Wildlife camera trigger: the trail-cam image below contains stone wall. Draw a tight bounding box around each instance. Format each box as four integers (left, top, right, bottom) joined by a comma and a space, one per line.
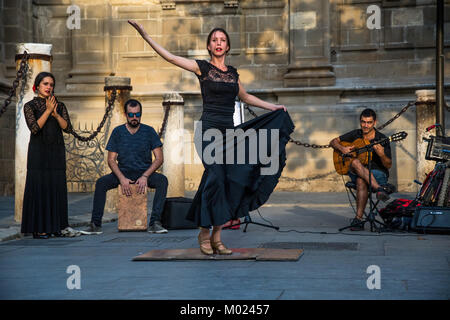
333, 1, 447, 84
1, 0, 450, 195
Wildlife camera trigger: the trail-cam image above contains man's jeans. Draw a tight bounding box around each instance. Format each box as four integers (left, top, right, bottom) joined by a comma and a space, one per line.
91, 172, 168, 227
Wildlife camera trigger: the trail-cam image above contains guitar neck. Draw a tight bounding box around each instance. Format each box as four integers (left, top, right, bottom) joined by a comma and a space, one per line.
354, 138, 389, 155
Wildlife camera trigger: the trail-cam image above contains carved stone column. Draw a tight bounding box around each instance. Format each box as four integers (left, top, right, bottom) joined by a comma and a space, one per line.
284, 0, 335, 87
416, 89, 436, 183
162, 93, 185, 197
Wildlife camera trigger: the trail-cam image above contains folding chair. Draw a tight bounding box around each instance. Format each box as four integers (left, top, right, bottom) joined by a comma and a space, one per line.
344, 181, 396, 231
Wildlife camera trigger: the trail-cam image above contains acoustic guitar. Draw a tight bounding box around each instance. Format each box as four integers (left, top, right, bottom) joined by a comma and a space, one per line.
333, 131, 407, 175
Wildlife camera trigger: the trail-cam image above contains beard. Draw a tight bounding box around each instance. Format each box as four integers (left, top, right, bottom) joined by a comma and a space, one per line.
128, 119, 140, 128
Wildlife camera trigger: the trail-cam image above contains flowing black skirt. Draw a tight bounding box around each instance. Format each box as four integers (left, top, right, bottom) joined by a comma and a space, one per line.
186, 109, 295, 228
21, 141, 69, 234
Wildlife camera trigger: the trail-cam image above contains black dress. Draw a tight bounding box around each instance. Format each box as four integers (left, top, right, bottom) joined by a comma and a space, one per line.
186, 60, 295, 228
20, 97, 71, 234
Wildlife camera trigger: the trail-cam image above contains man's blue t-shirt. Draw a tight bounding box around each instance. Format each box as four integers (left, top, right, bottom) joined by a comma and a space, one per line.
106, 124, 162, 179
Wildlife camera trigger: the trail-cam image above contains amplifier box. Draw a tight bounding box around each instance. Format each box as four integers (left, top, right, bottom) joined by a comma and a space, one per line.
411, 206, 450, 233
425, 135, 450, 162
161, 197, 197, 230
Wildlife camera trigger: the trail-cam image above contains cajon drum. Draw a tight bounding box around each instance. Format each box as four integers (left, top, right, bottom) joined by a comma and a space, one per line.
117, 184, 148, 231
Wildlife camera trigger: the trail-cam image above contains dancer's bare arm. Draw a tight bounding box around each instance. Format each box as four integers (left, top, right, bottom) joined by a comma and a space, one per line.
128, 20, 200, 76
238, 81, 286, 112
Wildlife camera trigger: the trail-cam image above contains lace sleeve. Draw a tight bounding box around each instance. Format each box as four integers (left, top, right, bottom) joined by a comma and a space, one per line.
57, 102, 72, 134
24, 102, 41, 135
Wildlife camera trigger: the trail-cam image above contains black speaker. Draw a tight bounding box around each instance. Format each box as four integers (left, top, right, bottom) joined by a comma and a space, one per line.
161, 197, 197, 230
411, 206, 450, 233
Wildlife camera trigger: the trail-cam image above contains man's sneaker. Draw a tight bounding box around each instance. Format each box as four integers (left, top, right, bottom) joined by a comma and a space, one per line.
80, 223, 103, 235
148, 221, 168, 234
349, 218, 364, 231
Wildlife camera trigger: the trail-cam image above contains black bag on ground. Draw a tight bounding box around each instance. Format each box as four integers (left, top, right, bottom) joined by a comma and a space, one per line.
161, 197, 197, 230
379, 199, 420, 230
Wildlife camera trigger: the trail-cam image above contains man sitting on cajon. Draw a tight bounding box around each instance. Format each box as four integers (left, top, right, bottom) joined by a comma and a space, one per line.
85, 99, 168, 234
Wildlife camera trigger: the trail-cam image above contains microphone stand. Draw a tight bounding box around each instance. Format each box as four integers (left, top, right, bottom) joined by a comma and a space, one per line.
339, 144, 389, 232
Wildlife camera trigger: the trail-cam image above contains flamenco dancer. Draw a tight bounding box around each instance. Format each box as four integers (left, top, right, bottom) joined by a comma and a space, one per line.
129, 20, 294, 255
21, 72, 71, 239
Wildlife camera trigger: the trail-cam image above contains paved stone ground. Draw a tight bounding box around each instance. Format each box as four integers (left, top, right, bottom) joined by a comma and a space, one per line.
0, 191, 449, 303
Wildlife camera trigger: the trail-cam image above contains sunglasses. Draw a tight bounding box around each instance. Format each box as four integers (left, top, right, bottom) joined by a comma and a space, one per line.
127, 112, 141, 118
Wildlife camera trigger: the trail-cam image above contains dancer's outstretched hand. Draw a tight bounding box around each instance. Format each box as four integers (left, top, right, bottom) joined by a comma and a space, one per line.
128, 20, 148, 37
272, 105, 287, 112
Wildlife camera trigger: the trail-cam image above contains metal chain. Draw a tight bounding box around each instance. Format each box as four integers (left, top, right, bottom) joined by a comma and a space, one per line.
244, 104, 258, 118
158, 104, 171, 137
66, 89, 117, 142
376, 100, 415, 131
0, 51, 30, 117
287, 138, 331, 149
280, 170, 335, 182
69, 90, 172, 142
245, 100, 417, 149
245, 105, 331, 148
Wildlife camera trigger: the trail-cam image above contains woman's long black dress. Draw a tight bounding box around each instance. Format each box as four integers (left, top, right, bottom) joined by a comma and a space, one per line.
20, 97, 71, 234
186, 60, 295, 228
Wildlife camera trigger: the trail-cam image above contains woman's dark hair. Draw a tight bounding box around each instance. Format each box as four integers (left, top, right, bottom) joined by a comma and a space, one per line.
206, 28, 231, 57
34, 72, 55, 92
124, 99, 142, 113
360, 108, 377, 121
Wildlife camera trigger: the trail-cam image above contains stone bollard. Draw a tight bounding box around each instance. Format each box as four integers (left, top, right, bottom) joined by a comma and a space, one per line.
103, 77, 132, 214
162, 93, 185, 197
14, 43, 52, 222
416, 89, 436, 183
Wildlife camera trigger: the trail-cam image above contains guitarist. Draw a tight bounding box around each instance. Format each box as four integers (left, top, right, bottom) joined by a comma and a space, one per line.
329, 108, 392, 231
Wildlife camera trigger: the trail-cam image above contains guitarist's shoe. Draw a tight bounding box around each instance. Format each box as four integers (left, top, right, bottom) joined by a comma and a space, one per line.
376, 187, 390, 202
349, 218, 364, 231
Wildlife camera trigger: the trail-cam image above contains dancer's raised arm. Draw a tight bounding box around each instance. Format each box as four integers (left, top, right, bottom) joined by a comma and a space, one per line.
128, 20, 200, 75
237, 80, 286, 112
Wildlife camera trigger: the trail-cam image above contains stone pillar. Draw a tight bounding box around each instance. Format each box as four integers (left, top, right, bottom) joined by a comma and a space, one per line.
103, 77, 132, 214
162, 93, 185, 197
283, 0, 335, 87
416, 89, 436, 183
14, 43, 52, 222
